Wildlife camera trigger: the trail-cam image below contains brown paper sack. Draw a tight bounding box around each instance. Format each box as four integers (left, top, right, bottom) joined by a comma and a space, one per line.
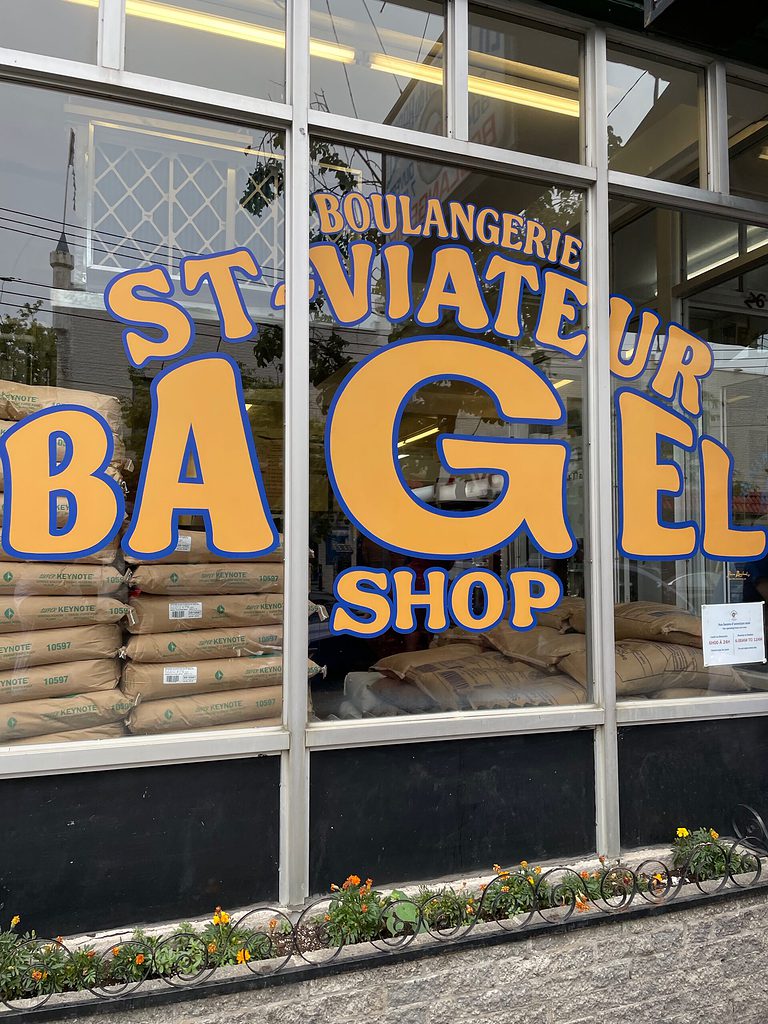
429, 627, 490, 649
0, 689, 135, 741
0, 499, 71, 528
0, 658, 120, 704
128, 686, 282, 734
0, 380, 123, 433
0, 564, 127, 596
0, 624, 122, 671
612, 601, 702, 646
196, 717, 282, 731
483, 623, 586, 668
404, 652, 584, 711
561, 640, 744, 696
0, 596, 130, 633
5, 722, 128, 744
372, 644, 480, 680
0, 427, 128, 489
123, 625, 283, 663
124, 531, 284, 565
0, 541, 120, 565
122, 656, 320, 701
131, 563, 283, 596
537, 596, 586, 632
127, 594, 286, 633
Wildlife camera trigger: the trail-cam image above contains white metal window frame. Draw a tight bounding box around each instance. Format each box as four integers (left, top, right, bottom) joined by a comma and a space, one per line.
0, 0, 764, 906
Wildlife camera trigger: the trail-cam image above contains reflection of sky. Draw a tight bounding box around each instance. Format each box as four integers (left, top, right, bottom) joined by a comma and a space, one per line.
607, 63, 670, 147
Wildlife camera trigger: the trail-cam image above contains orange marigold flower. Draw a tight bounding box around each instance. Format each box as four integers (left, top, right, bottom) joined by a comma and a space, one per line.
575, 898, 589, 913
10, 915, 20, 928
31, 970, 43, 982
520, 860, 529, 869
112, 947, 120, 957
365, 878, 373, 888
492, 864, 502, 874
361, 904, 368, 913
269, 919, 278, 931
324, 914, 331, 922
345, 875, 361, 888
86, 950, 95, 959
465, 903, 474, 914
534, 867, 542, 875
236, 948, 251, 964
208, 942, 217, 954
135, 954, 145, 966
501, 886, 510, 893
580, 870, 590, 880
330, 884, 339, 892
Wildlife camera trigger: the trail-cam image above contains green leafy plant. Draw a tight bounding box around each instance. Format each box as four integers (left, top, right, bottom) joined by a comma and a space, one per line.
324, 875, 383, 945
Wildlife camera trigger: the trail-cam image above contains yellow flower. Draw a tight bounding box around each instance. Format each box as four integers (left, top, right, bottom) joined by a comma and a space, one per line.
534, 866, 542, 875
501, 886, 510, 893
653, 873, 663, 883
520, 860, 529, 869
236, 948, 251, 964
492, 863, 502, 874
710, 829, 719, 840
31, 969, 43, 982
676, 827, 690, 839
527, 876, 535, 885
10, 915, 20, 928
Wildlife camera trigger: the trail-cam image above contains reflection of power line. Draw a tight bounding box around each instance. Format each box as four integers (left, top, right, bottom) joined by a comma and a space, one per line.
324, 0, 358, 118
0, 205, 286, 277
608, 69, 649, 119
0, 217, 283, 282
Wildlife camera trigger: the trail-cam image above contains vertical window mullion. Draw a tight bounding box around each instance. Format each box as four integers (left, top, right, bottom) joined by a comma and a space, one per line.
98, 0, 125, 70
280, 0, 312, 908
447, 0, 469, 141
584, 25, 620, 859
705, 60, 730, 194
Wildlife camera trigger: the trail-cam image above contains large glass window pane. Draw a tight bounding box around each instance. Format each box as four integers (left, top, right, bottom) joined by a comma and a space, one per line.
610, 198, 768, 701
727, 79, 768, 202
0, 0, 97, 63
307, 143, 590, 720
0, 81, 288, 744
468, 11, 581, 163
124, 0, 286, 101
310, 0, 444, 131
607, 49, 702, 185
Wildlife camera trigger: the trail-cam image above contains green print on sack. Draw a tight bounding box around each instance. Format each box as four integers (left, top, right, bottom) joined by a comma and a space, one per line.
4, 609, 13, 620
7, 717, 16, 729
164, 710, 173, 721
167, 641, 177, 652
2, 572, 12, 583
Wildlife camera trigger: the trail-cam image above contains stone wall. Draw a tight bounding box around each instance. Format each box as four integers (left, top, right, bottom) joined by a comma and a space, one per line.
43, 889, 768, 1024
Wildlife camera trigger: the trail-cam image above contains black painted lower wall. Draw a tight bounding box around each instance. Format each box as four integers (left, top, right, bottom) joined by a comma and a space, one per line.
309, 731, 596, 894
619, 717, 768, 847
0, 755, 280, 937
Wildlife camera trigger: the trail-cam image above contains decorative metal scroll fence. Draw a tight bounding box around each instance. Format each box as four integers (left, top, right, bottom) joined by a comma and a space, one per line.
2, 805, 768, 1017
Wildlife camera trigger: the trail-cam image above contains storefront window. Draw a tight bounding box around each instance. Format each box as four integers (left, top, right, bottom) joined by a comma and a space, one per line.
610, 198, 768, 700
309, 0, 444, 131
607, 49, 702, 185
0, 0, 97, 63
0, 81, 290, 743
467, 11, 581, 163
124, 0, 287, 101
727, 80, 768, 202
306, 143, 590, 719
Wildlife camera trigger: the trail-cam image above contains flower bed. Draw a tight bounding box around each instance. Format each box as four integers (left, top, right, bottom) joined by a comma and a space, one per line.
0, 824, 762, 1011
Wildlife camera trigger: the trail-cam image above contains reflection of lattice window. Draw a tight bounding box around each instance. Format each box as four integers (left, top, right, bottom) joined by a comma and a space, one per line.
87, 120, 283, 282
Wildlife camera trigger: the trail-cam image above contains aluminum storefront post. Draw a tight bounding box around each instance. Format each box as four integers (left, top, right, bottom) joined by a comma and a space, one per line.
280, 0, 313, 907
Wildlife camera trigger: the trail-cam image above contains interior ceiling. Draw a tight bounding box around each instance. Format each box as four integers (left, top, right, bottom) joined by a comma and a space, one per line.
528, 0, 768, 70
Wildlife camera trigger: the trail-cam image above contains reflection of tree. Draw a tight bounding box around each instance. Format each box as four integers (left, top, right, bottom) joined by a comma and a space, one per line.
0, 302, 57, 385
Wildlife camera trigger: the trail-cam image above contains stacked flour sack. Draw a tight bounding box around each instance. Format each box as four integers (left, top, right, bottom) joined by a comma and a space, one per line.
123, 531, 323, 734
0, 380, 133, 745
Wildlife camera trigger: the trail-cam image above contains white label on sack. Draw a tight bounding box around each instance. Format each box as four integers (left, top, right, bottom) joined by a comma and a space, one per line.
169, 601, 203, 620
174, 534, 192, 552
163, 666, 198, 685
